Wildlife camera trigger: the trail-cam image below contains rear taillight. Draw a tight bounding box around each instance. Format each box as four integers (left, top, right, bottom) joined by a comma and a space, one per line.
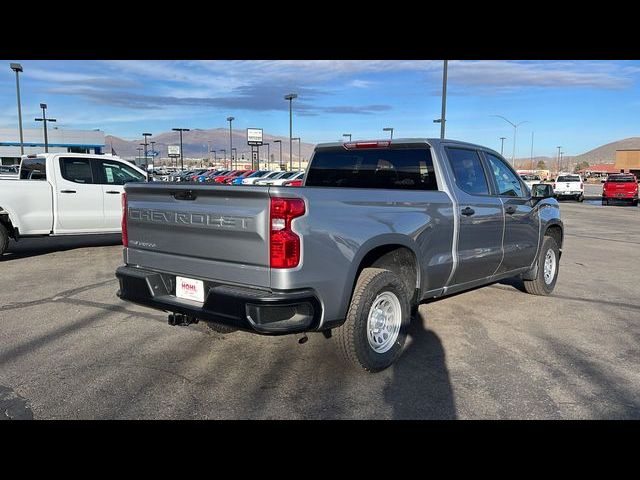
270, 197, 305, 268
284, 180, 303, 187
121, 192, 128, 247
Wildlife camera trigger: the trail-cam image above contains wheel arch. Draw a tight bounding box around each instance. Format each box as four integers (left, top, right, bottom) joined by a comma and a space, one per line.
337, 234, 421, 321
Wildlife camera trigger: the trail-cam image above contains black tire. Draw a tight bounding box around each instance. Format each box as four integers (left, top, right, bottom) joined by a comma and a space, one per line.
203, 321, 237, 334
578, 194, 584, 202
335, 268, 411, 372
0, 223, 9, 257
601, 198, 607, 205
632, 199, 638, 207
523, 236, 560, 296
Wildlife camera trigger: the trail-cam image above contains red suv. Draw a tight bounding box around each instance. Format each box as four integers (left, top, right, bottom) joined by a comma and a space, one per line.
602, 174, 638, 206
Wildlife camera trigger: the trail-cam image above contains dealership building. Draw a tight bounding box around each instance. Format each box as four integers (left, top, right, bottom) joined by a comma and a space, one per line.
615, 150, 640, 177
0, 127, 105, 165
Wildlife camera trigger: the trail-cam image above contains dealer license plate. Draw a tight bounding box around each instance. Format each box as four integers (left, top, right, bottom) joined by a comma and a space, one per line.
176, 276, 205, 303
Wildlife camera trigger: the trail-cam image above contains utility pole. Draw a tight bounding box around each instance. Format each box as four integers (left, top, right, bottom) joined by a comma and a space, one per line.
10, 63, 24, 155
500, 137, 506, 156
440, 59, 448, 139
35, 103, 56, 153
284, 93, 297, 170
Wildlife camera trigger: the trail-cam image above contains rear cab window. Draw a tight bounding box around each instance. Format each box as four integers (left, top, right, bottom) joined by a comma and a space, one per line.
19, 157, 47, 180
445, 147, 490, 195
305, 146, 438, 190
606, 175, 636, 183
556, 175, 581, 182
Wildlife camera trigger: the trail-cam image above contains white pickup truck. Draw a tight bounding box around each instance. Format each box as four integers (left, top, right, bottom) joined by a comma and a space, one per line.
0, 153, 147, 256
553, 173, 584, 202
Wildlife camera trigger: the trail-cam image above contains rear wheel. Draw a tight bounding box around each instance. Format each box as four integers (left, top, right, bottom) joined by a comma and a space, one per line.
577, 194, 584, 202
335, 268, 411, 372
523, 236, 560, 296
632, 199, 638, 207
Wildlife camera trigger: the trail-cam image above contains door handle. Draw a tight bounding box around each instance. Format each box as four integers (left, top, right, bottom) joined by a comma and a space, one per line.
60, 190, 76, 194
105, 191, 121, 194
461, 207, 475, 217
505, 205, 517, 215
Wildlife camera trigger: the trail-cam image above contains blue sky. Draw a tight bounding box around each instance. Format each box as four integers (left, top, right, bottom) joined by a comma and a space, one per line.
1, 60, 639, 157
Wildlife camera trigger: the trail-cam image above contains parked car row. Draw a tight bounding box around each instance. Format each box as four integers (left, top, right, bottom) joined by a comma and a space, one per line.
167, 168, 305, 186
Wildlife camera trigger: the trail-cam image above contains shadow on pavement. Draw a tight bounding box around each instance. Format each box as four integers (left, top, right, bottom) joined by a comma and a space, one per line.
383, 311, 456, 419
2, 234, 122, 261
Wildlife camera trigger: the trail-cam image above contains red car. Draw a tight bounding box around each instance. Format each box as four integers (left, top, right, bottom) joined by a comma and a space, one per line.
602, 173, 638, 206
224, 170, 255, 184
213, 170, 241, 183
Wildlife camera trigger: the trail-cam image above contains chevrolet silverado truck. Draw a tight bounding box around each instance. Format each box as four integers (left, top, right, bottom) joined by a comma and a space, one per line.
602, 173, 638, 206
116, 138, 563, 372
0, 153, 147, 256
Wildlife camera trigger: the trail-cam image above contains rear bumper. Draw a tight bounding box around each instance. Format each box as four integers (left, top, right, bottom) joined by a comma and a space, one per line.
115, 266, 322, 335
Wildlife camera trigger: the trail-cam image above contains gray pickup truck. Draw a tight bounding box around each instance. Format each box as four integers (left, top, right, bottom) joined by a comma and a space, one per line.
116, 138, 563, 372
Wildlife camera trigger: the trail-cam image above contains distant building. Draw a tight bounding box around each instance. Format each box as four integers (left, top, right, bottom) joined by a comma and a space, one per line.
577, 163, 618, 177
615, 149, 640, 177
0, 127, 105, 165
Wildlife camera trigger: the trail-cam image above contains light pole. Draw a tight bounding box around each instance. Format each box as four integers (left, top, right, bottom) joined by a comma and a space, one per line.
150, 141, 156, 164
211, 150, 217, 165
142, 132, 152, 164
491, 115, 529, 166
220, 149, 227, 169
35, 103, 56, 153
172, 128, 190, 170
292, 137, 301, 170
438, 60, 448, 138
136, 147, 143, 165
284, 93, 297, 170
262, 142, 270, 170
560, 151, 564, 171
382, 127, 394, 139
530, 132, 534, 171
500, 137, 506, 156
556, 146, 562, 174
227, 116, 235, 169
343, 133, 352, 142
10, 63, 24, 155
232, 148, 237, 168
273, 140, 283, 170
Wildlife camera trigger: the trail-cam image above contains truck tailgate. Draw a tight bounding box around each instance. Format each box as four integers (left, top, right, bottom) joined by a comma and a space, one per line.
124, 183, 271, 288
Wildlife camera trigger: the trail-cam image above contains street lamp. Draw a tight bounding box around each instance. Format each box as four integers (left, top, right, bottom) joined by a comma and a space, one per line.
499, 137, 506, 156
343, 133, 352, 142
292, 137, 301, 170
273, 140, 283, 170
10, 63, 24, 155
491, 115, 529, 166
35, 103, 56, 153
226, 116, 235, 169
136, 147, 143, 165
232, 148, 237, 168
263, 142, 270, 170
383, 127, 394, 139
432, 60, 448, 139
284, 93, 298, 170
150, 141, 156, 164
211, 150, 217, 165
556, 146, 562, 174
172, 128, 190, 170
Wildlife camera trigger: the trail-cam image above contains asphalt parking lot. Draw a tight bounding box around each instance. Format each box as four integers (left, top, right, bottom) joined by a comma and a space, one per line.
1, 201, 639, 419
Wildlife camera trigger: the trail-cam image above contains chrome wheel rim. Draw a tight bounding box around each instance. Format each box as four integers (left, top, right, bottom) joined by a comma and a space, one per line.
367, 291, 402, 354
543, 249, 556, 285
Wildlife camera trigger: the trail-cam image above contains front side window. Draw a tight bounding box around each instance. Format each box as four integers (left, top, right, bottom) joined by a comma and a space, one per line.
60, 158, 93, 184
485, 153, 524, 197
99, 160, 145, 185
446, 148, 490, 195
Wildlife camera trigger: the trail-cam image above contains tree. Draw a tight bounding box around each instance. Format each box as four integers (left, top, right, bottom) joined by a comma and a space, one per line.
536, 160, 547, 170
574, 161, 589, 173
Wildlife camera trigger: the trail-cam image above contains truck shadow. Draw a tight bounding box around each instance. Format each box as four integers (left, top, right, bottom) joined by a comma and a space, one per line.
2, 234, 122, 261
383, 311, 457, 419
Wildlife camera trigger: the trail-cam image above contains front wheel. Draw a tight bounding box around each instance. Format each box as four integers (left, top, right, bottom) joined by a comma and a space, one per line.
523, 236, 560, 296
335, 268, 411, 372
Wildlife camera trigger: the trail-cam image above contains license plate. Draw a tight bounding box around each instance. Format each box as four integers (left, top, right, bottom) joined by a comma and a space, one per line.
176, 276, 205, 303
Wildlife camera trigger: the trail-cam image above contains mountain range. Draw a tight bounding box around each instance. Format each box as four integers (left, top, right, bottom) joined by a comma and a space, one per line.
106, 128, 315, 164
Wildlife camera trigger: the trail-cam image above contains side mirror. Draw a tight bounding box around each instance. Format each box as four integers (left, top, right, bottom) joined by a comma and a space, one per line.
531, 183, 553, 199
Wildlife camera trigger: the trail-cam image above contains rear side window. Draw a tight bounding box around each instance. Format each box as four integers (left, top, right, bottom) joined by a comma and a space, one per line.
606, 176, 636, 183
305, 148, 437, 190
60, 158, 93, 184
446, 148, 489, 195
19, 157, 47, 180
